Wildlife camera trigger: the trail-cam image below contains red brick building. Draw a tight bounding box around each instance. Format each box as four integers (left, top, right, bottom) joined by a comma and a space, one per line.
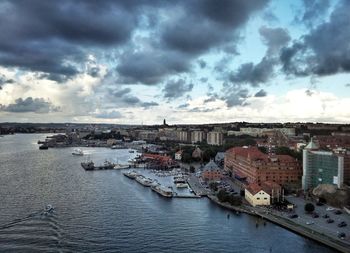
201, 160, 223, 182
224, 147, 301, 186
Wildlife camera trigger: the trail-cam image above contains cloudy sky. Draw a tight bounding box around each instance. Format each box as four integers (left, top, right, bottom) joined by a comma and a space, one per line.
0, 0, 349, 124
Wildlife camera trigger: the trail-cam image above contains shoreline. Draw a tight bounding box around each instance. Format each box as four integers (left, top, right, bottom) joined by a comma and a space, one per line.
207, 195, 349, 253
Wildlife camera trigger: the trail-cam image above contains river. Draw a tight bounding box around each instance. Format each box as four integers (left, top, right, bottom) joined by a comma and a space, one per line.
0, 134, 335, 252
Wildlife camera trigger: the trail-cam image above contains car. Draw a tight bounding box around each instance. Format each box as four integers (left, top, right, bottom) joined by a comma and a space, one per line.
337, 232, 346, 239
306, 221, 314, 225
334, 210, 342, 215
326, 218, 334, 223
322, 214, 329, 218
312, 213, 319, 218
338, 221, 347, 227
326, 207, 335, 211
289, 214, 298, 219
316, 202, 324, 206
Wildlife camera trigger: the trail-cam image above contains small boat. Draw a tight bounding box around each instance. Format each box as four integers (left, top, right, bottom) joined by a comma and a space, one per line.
44, 204, 54, 214
39, 144, 49, 150
81, 161, 94, 170
135, 175, 154, 187
128, 149, 135, 153
114, 163, 130, 170
176, 183, 188, 188
72, 148, 84, 156
123, 170, 139, 179
151, 183, 173, 198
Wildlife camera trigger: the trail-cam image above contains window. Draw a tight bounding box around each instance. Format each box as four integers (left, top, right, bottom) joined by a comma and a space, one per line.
264, 198, 267, 200
257, 197, 260, 200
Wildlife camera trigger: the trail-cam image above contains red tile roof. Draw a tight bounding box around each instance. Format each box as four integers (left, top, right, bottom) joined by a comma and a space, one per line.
246, 183, 263, 195
227, 147, 268, 161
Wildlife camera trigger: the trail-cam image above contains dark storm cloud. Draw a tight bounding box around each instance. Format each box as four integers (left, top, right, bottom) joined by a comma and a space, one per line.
161, 0, 269, 55
229, 57, 276, 87
221, 83, 249, 107
0, 97, 60, 113
116, 50, 191, 85
259, 26, 291, 54
163, 79, 194, 100
281, 0, 350, 77
228, 26, 290, 87
0, 0, 151, 80
254, 89, 267, 97
107, 87, 158, 109
141, 101, 159, 108
198, 59, 207, 69
0, 74, 14, 87
112, 88, 132, 97
95, 110, 122, 119
298, 0, 330, 27
122, 95, 140, 105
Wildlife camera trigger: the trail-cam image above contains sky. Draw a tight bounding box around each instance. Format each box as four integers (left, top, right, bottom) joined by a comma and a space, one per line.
0, 0, 349, 124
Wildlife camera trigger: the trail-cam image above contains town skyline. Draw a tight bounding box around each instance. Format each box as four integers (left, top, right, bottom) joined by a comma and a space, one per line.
0, 0, 349, 124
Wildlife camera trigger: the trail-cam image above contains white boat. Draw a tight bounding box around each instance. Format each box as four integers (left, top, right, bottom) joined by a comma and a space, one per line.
72, 148, 84, 156
151, 183, 173, 198
43, 204, 54, 214
176, 183, 188, 188
123, 170, 139, 179
114, 164, 130, 170
135, 175, 154, 187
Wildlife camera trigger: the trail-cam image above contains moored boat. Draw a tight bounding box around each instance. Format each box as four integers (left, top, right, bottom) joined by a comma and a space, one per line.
81, 161, 94, 170
39, 144, 49, 150
72, 148, 84, 156
151, 183, 173, 198
123, 170, 139, 179
135, 175, 154, 187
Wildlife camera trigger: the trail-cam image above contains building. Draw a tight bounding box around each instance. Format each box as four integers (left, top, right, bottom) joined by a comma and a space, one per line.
175, 150, 183, 161
302, 138, 348, 190
245, 183, 270, 207
206, 131, 223, 146
201, 160, 223, 182
224, 146, 301, 186
191, 130, 205, 144
245, 181, 282, 206
176, 130, 191, 143
214, 152, 225, 165
192, 146, 203, 159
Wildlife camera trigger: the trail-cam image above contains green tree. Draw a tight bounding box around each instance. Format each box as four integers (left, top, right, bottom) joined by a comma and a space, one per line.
304, 203, 315, 213
217, 190, 229, 202
209, 182, 219, 192
189, 166, 195, 173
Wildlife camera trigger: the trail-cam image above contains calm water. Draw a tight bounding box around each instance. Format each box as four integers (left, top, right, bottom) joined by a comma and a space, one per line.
0, 134, 336, 253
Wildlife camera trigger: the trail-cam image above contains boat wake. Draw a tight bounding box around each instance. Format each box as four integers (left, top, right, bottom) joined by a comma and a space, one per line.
0, 206, 63, 252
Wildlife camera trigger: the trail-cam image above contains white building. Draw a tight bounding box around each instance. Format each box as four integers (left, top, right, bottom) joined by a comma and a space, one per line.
245, 184, 271, 207
191, 131, 205, 144
207, 131, 223, 146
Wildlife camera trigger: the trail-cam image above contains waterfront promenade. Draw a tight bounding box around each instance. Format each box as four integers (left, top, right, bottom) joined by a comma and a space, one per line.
207, 194, 350, 253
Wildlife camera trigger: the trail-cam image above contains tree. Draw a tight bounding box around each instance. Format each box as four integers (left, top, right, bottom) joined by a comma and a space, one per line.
217, 190, 229, 202
209, 182, 219, 192
189, 166, 195, 173
228, 195, 242, 206
304, 203, 315, 213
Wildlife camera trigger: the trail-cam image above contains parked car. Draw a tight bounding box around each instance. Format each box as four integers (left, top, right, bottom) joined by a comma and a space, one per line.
326, 207, 335, 211
316, 202, 324, 206
322, 214, 329, 219
334, 210, 342, 215
326, 219, 334, 223
289, 214, 298, 219
306, 221, 314, 225
312, 213, 319, 218
338, 221, 347, 227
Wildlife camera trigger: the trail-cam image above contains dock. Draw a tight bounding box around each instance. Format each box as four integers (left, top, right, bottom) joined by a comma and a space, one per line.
187, 175, 209, 197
